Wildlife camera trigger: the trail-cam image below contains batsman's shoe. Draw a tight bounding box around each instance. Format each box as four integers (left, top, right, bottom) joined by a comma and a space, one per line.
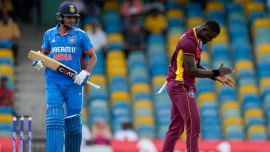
74, 70, 90, 86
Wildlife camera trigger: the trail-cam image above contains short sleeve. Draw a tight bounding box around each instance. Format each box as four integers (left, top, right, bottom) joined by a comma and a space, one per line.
41, 31, 51, 52
81, 32, 94, 53
180, 37, 197, 56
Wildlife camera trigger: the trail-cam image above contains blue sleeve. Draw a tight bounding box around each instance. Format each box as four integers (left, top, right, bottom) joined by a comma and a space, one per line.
41, 31, 51, 51
81, 32, 94, 53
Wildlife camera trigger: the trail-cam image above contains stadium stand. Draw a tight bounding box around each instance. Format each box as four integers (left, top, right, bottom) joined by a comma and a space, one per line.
2, 1, 270, 151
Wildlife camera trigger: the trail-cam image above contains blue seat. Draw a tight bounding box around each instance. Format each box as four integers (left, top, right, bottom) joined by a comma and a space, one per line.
255, 28, 270, 38
135, 109, 152, 117
202, 117, 221, 126
134, 93, 151, 101
223, 110, 241, 119
225, 125, 244, 140
83, 16, 98, 26
110, 77, 129, 92
234, 51, 252, 61
0, 41, 13, 49
187, 10, 203, 18
128, 60, 146, 69
110, 84, 128, 92
248, 12, 268, 28
196, 79, 215, 95
156, 109, 170, 118
226, 3, 243, 12
166, 2, 182, 10
137, 125, 155, 138
242, 95, 261, 111
237, 71, 255, 80
201, 109, 219, 119
147, 35, 164, 44
107, 43, 123, 51
92, 66, 105, 75
88, 87, 107, 101
257, 62, 270, 79
186, 2, 202, 10
0, 107, 13, 115
130, 76, 150, 85
203, 133, 222, 140
265, 107, 270, 120
150, 65, 168, 76
154, 94, 170, 102
218, 87, 237, 103
0, 123, 12, 131
231, 40, 251, 52
156, 116, 170, 126
208, 11, 225, 25
155, 101, 171, 111
211, 45, 229, 61
168, 19, 184, 28
147, 43, 166, 51
250, 133, 267, 141
263, 93, 270, 109
157, 125, 169, 139
246, 118, 264, 129
228, 17, 245, 26
0, 58, 13, 66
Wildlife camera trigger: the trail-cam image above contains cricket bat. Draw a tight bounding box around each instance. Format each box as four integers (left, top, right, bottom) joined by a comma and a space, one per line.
27, 50, 100, 89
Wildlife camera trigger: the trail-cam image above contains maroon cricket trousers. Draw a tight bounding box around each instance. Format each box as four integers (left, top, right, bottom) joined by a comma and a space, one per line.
162, 80, 200, 152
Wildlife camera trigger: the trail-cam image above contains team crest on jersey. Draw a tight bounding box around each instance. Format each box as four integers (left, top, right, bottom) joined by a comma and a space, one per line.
188, 92, 195, 98
68, 36, 76, 44
70, 5, 75, 13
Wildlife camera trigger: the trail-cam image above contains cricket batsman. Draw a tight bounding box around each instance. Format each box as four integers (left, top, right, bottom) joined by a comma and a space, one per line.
162, 20, 234, 152
32, 3, 97, 152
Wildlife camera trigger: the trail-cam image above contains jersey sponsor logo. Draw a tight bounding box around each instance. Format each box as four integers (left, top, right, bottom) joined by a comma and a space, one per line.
68, 36, 76, 44
51, 39, 56, 43
56, 65, 77, 79
54, 54, 72, 61
51, 47, 76, 53
188, 92, 195, 98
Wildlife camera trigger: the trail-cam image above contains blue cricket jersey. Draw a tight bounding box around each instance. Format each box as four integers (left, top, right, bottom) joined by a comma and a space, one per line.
41, 24, 94, 85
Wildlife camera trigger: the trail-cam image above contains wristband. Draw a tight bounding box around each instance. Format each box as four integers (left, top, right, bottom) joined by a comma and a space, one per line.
212, 70, 220, 77
84, 68, 91, 73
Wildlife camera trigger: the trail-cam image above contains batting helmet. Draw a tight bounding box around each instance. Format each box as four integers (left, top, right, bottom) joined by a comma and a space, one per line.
56, 3, 80, 25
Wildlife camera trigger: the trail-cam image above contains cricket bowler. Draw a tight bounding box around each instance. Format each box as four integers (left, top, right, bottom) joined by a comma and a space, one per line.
162, 20, 234, 152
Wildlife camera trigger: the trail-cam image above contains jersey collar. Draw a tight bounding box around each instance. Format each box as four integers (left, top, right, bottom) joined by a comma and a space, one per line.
54, 24, 74, 36
192, 28, 202, 49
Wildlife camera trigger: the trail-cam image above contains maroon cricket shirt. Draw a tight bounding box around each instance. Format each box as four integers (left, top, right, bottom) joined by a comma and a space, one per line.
167, 28, 203, 92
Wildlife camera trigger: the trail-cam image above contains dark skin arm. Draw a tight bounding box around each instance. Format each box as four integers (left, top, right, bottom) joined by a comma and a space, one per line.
183, 54, 233, 78
195, 58, 234, 87
196, 59, 216, 80
184, 55, 215, 78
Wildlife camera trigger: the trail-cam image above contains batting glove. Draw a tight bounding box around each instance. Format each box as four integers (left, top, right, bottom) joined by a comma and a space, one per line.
74, 70, 90, 86
32, 51, 44, 70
